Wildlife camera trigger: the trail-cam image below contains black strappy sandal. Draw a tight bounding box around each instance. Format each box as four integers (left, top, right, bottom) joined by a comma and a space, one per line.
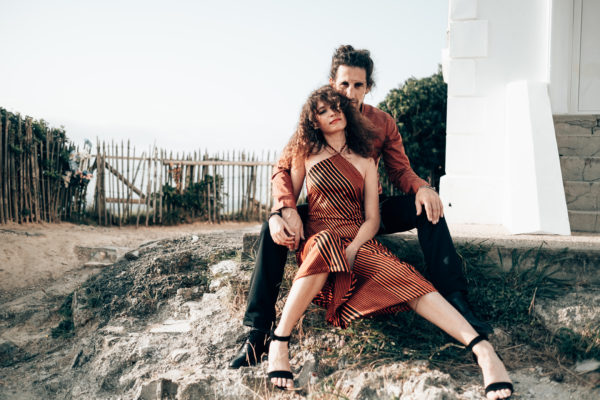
267, 330, 294, 390
466, 335, 514, 399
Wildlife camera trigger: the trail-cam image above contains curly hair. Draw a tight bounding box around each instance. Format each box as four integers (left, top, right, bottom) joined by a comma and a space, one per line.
330, 44, 375, 89
278, 86, 374, 169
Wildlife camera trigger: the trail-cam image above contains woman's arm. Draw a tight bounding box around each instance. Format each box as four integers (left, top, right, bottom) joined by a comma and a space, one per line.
345, 158, 380, 269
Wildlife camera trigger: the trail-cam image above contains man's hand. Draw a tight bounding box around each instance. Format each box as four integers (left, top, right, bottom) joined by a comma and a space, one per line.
281, 207, 305, 250
415, 186, 444, 224
269, 215, 296, 250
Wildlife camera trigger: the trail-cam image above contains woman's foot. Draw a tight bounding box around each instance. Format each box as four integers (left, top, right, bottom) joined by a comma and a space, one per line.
472, 340, 513, 399
267, 333, 294, 390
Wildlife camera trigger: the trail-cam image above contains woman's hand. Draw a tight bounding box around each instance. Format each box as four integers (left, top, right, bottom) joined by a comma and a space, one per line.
345, 245, 359, 271
269, 215, 296, 250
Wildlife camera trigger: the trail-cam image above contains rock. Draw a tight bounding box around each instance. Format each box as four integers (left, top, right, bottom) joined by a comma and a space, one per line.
534, 288, 600, 337
137, 378, 178, 400
176, 287, 200, 301
295, 353, 318, 387
149, 319, 192, 334
83, 261, 113, 268
125, 250, 140, 260
71, 349, 83, 368
191, 235, 199, 243
71, 290, 95, 328
401, 370, 458, 400
169, 349, 190, 363
575, 359, 600, 373
209, 260, 238, 276
75, 245, 126, 263
0, 340, 24, 367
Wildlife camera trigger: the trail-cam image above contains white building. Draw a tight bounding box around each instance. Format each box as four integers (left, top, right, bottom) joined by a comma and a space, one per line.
439, 0, 600, 234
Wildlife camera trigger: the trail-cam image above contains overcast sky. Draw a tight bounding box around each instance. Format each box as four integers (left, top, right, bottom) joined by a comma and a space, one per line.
0, 0, 448, 155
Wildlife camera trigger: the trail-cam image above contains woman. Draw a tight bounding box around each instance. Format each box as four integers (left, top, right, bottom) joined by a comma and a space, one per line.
267, 86, 513, 400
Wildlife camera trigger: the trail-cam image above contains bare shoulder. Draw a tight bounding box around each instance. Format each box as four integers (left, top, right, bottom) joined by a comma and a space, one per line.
346, 153, 375, 178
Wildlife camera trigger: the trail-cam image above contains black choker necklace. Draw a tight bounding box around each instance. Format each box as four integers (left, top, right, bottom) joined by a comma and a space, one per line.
326, 143, 347, 154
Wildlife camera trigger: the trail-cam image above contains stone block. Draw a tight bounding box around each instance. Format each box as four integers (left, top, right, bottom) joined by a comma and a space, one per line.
450, 0, 477, 20
554, 115, 600, 136
560, 156, 600, 182
564, 181, 600, 211
449, 20, 488, 58
557, 135, 600, 157
568, 210, 600, 232
446, 96, 486, 134
448, 59, 476, 96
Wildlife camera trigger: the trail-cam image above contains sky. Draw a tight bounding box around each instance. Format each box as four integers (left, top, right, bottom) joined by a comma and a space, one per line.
0, 0, 449, 155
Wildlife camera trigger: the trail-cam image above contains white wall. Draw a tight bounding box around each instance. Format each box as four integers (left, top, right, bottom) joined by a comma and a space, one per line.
440, 0, 570, 234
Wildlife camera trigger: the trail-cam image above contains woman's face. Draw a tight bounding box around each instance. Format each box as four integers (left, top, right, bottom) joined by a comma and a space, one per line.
315, 100, 346, 135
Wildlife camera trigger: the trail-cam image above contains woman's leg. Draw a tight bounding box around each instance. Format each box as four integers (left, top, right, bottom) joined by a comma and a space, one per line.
408, 293, 512, 400
268, 272, 329, 389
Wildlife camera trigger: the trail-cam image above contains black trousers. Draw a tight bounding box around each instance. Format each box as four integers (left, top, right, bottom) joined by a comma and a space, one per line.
242, 194, 467, 332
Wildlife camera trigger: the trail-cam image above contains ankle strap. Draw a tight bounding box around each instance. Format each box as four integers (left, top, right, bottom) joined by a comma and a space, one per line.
465, 334, 487, 351
270, 330, 291, 342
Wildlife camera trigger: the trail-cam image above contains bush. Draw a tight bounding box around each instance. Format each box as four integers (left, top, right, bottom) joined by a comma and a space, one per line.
378, 66, 447, 191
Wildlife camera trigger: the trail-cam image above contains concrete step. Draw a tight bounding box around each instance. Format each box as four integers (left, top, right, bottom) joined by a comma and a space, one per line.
559, 156, 600, 182
241, 232, 600, 285
564, 181, 600, 211
554, 115, 600, 136
568, 210, 600, 233
557, 135, 600, 157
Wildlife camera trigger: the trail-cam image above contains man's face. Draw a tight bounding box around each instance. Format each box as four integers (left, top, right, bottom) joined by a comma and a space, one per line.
330, 65, 370, 109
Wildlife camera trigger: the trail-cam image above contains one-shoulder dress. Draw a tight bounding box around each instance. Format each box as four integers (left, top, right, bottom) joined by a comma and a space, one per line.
295, 153, 436, 328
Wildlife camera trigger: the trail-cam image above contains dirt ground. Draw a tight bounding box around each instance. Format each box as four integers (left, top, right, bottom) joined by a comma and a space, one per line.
0, 221, 261, 300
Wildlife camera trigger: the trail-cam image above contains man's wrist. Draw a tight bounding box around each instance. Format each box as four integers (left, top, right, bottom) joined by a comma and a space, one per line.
418, 184, 437, 193
281, 207, 298, 218
268, 210, 282, 220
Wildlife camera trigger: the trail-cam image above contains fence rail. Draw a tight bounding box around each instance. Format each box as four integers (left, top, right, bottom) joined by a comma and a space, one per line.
93, 141, 278, 226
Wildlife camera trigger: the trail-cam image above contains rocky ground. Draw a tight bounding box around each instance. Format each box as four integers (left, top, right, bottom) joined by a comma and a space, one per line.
0, 229, 598, 399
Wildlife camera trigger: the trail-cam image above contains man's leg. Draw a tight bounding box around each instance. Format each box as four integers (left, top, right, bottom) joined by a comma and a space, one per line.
379, 195, 493, 335
230, 221, 288, 368
230, 205, 309, 368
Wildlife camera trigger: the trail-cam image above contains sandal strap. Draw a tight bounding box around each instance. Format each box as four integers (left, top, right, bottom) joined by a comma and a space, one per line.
465, 334, 487, 352
485, 381, 513, 395
268, 370, 294, 380
270, 330, 291, 342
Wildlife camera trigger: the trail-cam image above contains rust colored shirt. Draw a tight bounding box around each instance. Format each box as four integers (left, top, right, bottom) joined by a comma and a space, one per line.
271, 103, 428, 211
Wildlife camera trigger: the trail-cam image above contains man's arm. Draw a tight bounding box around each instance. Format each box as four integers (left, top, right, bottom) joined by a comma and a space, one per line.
380, 113, 444, 223
271, 162, 297, 213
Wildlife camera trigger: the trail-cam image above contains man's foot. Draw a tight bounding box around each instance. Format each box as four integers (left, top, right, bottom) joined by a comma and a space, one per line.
447, 291, 494, 336
267, 331, 294, 390
229, 329, 268, 369
471, 339, 513, 399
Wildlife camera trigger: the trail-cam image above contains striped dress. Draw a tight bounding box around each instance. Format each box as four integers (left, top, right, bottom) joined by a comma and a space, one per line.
295, 153, 436, 328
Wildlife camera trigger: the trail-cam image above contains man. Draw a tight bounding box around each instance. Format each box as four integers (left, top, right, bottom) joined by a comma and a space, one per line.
230, 45, 492, 369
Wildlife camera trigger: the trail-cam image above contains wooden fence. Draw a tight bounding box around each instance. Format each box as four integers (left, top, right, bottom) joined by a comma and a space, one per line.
94, 141, 278, 226
0, 108, 89, 224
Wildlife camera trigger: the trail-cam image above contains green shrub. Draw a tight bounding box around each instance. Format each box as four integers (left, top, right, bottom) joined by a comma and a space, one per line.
378, 66, 447, 191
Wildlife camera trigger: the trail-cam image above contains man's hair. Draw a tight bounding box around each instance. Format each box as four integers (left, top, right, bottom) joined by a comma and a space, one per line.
329, 45, 375, 89
278, 85, 374, 169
